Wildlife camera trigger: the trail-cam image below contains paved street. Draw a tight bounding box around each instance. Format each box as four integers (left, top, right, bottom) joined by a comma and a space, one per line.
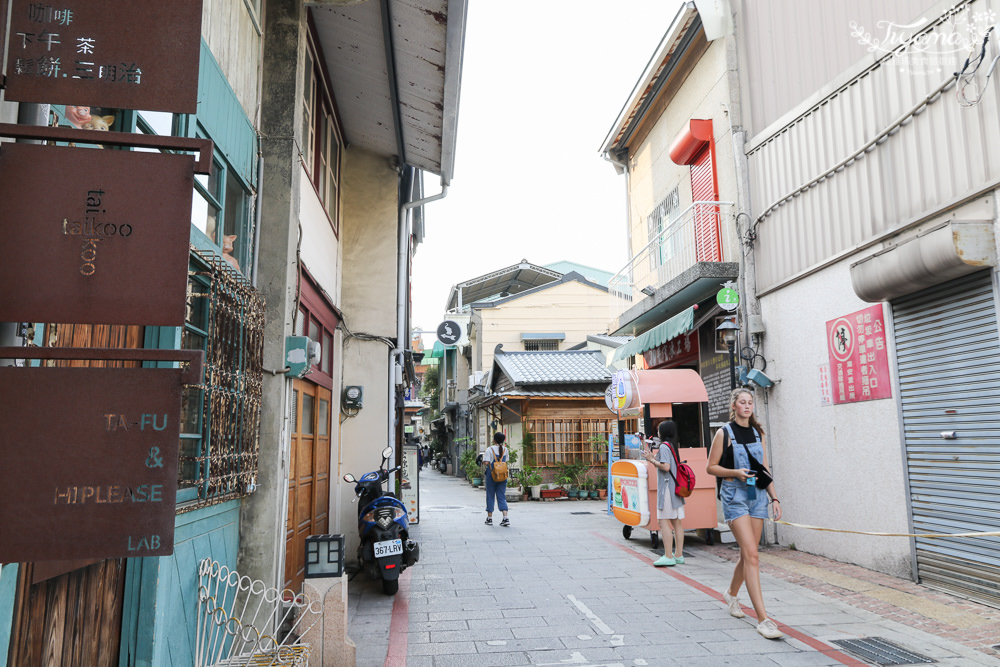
347, 467, 1000, 666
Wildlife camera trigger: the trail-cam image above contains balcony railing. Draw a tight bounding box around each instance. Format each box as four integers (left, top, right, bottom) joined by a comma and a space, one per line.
609, 201, 734, 327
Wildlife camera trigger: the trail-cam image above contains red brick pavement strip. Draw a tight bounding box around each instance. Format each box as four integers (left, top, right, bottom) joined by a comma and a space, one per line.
701, 542, 1000, 660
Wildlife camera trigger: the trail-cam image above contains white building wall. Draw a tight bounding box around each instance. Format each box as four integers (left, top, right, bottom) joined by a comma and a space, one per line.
299, 177, 343, 293
759, 254, 912, 576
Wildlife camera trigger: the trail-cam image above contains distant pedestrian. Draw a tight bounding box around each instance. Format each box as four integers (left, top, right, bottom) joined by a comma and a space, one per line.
707, 387, 783, 639
643, 419, 685, 566
483, 432, 510, 527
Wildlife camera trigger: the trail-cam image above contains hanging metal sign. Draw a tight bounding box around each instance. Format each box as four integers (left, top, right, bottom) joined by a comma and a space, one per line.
4, 0, 203, 113
0, 140, 198, 325
0, 365, 186, 561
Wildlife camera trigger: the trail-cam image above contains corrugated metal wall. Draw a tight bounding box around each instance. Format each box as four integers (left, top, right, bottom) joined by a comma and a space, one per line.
892, 271, 1000, 606
737, 0, 938, 134
745, 0, 1000, 292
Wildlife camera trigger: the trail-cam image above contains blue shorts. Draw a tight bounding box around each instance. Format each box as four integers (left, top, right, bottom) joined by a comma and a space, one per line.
720, 480, 769, 522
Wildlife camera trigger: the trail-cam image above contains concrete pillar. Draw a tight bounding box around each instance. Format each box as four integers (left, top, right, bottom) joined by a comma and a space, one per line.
301, 578, 356, 667
237, 0, 305, 590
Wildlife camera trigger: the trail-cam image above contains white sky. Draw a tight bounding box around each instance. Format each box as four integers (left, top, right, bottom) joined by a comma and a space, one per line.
411, 0, 683, 340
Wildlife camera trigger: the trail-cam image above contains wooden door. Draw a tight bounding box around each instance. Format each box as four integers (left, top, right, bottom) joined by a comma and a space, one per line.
285, 380, 331, 591
9, 560, 126, 667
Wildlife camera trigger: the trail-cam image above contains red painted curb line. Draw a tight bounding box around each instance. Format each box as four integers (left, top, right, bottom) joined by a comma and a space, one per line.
384, 568, 412, 667
591, 531, 866, 666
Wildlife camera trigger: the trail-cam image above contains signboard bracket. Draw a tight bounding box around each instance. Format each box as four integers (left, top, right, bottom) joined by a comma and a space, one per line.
0, 123, 213, 174
0, 347, 204, 385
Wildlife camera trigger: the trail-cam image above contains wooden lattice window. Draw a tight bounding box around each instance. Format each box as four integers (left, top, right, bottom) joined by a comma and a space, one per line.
525, 418, 610, 467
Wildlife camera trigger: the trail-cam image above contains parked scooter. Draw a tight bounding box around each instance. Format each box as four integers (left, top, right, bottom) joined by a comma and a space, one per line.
343, 446, 418, 594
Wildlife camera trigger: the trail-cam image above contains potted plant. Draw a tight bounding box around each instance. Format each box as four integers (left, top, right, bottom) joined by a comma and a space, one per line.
459, 448, 481, 486
521, 466, 543, 500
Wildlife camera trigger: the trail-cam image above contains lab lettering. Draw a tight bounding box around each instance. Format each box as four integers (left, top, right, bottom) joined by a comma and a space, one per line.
128, 534, 161, 552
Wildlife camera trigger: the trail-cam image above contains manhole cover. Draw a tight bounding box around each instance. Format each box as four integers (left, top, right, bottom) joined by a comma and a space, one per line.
831, 638, 936, 665
423, 505, 464, 511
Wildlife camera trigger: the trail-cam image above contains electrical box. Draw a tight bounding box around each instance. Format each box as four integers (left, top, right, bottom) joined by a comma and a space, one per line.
285, 336, 312, 379
343, 385, 363, 410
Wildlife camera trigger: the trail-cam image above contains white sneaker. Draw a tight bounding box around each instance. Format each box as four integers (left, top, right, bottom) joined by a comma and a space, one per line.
723, 591, 745, 618
756, 617, 783, 639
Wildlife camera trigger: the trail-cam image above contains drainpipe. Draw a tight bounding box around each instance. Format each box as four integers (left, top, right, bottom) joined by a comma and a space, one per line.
391, 172, 448, 453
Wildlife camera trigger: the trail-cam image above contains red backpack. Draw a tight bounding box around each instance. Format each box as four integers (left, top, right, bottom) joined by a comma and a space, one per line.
665, 442, 696, 498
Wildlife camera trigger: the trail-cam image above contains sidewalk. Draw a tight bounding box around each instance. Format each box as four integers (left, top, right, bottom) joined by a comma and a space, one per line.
347, 467, 1000, 666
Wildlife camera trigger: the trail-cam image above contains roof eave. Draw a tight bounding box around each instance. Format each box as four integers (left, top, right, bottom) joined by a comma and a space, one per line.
599, 2, 700, 157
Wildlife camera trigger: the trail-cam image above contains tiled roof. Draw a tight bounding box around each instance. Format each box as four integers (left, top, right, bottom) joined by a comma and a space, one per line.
493, 349, 612, 386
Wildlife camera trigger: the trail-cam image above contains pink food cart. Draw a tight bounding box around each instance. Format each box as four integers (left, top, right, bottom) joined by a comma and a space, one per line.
608, 369, 718, 547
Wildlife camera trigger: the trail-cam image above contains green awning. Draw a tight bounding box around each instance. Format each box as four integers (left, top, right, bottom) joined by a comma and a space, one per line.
612, 307, 695, 362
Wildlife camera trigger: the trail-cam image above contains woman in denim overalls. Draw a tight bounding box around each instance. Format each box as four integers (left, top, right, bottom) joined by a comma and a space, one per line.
707, 388, 784, 640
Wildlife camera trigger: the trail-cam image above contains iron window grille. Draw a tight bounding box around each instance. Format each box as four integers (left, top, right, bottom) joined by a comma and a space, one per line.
179, 246, 265, 509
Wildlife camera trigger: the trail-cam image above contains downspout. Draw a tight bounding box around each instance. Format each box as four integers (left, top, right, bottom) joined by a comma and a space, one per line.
392, 175, 448, 452
396, 176, 449, 367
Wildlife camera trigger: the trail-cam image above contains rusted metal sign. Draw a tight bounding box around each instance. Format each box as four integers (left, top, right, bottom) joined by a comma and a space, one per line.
0, 365, 184, 561
3, 0, 203, 113
0, 140, 196, 325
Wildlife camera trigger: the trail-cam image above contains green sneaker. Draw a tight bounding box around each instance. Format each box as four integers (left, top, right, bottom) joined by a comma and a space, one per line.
674, 555, 685, 564
653, 555, 676, 567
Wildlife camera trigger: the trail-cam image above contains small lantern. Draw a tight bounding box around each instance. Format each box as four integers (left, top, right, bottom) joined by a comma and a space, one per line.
304, 534, 345, 578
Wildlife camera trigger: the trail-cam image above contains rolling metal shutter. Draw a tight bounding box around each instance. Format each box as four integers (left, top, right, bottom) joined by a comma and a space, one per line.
690, 147, 721, 262
892, 270, 1000, 607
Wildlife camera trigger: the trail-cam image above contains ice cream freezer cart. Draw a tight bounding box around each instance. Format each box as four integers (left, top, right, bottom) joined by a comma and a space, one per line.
611, 448, 717, 547
607, 368, 718, 547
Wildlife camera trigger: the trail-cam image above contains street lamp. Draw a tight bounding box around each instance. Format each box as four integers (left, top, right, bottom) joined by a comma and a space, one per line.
716, 319, 739, 390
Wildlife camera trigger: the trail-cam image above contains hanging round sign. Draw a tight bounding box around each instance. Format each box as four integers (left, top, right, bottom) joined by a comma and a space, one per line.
436, 320, 461, 346
717, 287, 740, 312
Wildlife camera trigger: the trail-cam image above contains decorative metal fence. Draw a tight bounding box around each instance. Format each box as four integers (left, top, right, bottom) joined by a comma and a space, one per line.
196, 558, 321, 667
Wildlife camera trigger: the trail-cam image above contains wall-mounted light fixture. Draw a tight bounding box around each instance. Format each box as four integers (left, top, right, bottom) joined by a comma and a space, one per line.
305, 534, 345, 578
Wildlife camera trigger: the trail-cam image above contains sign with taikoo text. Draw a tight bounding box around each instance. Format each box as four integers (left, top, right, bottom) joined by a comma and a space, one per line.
0, 142, 194, 325
0, 366, 183, 561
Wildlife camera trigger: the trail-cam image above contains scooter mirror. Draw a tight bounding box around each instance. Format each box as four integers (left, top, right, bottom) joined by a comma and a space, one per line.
381, 446, 393, 460
343, 473, 356, 483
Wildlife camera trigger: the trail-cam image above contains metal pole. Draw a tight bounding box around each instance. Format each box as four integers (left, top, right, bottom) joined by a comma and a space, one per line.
727, 341, 736, 390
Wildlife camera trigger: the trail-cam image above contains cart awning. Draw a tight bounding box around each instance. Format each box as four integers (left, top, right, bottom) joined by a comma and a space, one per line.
608, 368, 708, 412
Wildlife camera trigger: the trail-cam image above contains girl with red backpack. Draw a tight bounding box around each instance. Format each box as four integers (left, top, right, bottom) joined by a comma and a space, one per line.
643, 420, 685, 566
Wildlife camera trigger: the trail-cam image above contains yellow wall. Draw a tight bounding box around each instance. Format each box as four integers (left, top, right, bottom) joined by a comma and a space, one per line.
477, 280, 609, 373
625, 38, 740, 263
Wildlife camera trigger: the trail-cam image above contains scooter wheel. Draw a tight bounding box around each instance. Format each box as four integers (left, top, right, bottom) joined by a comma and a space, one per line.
382, 579, 399, 595
622, 525, 632, 540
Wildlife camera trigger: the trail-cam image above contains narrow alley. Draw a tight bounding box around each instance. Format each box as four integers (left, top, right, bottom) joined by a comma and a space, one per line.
347, 468, 1000, 666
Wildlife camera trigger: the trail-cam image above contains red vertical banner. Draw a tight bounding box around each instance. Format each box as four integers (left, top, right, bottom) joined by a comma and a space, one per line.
826, 304, 892, 404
